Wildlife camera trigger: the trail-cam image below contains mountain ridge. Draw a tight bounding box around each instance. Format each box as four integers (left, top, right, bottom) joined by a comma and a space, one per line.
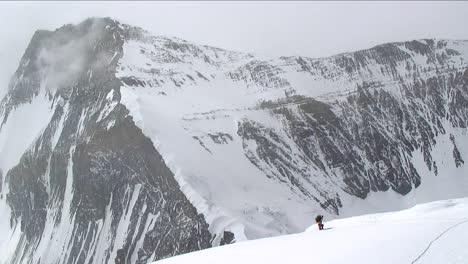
0, 17, 467, 263
154, 197, 468, 264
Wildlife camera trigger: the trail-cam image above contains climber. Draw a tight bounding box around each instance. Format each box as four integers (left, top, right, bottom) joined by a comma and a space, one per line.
315, 215, 324, 230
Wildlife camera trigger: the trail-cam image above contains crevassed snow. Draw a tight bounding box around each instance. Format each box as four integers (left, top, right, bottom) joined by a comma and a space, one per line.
154, 198, 468, 264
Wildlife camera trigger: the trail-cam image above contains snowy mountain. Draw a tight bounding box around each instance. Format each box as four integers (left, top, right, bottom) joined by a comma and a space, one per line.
0, 17, 467, 263
154, 198, 468, 264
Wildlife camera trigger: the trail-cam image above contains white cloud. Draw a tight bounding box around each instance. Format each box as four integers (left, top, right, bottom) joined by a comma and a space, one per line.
35, 18, 106, 93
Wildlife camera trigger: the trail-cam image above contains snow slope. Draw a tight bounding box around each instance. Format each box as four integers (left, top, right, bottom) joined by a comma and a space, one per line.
0, 90, 55, 176
154, 198, 468, 264
117, 27, 468, 242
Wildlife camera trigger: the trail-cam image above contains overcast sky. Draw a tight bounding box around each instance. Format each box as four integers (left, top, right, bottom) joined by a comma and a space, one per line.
1, 1, 468, 98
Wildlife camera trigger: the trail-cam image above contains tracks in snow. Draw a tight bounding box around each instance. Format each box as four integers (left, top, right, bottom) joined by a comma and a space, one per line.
410, 218, 468, 263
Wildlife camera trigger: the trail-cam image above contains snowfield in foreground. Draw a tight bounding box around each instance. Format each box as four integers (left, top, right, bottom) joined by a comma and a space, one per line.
154, 198, 468, 264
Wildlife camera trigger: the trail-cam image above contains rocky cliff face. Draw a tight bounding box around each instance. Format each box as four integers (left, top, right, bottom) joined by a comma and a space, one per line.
0, 18, 211, 264
115, 23, 468, 239
0, 17, 467, 263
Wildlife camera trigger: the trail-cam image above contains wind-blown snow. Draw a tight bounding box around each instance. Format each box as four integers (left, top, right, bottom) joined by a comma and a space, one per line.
154, 198, 468, 264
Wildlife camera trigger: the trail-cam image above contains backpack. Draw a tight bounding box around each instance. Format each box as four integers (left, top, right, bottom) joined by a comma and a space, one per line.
315, 215, 323, 223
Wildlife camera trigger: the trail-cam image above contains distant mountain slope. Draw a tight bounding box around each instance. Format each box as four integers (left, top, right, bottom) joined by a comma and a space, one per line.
0, 17, 467, 263
117, 20, 468, 240
154, 198, 468, 264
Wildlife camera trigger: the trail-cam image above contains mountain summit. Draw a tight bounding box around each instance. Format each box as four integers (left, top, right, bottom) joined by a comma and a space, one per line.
0, 17, 467, 263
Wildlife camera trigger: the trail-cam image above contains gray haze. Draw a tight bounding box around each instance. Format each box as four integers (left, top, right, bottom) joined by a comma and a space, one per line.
1, 1, 468, 98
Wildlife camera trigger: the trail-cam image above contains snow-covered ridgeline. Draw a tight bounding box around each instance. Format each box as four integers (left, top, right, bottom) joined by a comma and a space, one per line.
117, 30, 468, 242
154, 198, 468, 264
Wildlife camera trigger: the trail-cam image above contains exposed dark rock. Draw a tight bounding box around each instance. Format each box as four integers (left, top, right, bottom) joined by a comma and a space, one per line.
208, 133, 233, 144
2, 17, 211, 263
450, 134, 465, 168
121, 76, 146, 87
219, 231, 235, 245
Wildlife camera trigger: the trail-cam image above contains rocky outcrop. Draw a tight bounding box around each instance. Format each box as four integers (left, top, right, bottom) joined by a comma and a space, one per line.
1, 18, 211, 264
